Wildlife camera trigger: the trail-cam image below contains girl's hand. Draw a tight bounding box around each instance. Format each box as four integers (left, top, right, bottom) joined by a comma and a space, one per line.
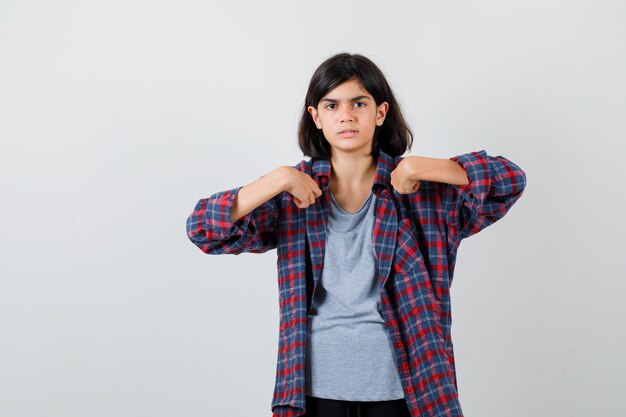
279, 167, 323, 208
390, 156, 421, 194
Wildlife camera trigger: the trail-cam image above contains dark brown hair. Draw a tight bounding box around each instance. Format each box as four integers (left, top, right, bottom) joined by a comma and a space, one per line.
297, 52, 413, 160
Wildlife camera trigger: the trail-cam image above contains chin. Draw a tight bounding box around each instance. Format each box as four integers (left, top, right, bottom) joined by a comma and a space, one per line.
331, 143, 372, 154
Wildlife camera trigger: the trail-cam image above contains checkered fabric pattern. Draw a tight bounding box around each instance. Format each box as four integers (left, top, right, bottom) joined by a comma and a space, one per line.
186, 149, 526, 417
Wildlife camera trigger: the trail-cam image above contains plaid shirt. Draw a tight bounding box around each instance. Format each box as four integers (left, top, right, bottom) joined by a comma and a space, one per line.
186, 149, 526, 417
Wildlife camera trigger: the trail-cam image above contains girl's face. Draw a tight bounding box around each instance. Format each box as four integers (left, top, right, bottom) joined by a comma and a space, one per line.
307, 78, 388, 156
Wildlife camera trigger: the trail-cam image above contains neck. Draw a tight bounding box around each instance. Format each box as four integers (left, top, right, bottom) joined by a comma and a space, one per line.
329, 150, 377, 191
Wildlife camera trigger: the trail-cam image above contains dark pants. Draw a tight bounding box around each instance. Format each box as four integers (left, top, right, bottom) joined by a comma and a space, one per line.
303, 395, 411, 417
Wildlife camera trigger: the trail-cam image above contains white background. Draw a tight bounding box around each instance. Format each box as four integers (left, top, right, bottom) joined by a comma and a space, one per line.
1, 1, 624, 416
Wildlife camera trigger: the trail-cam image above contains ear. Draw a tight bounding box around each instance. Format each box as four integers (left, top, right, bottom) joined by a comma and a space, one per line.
376, 102, 389, 126
307, 105, 322, 129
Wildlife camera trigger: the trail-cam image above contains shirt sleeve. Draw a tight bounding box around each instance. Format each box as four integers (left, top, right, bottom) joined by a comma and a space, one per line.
185, 185, 280, 255
443, 149, 527, 247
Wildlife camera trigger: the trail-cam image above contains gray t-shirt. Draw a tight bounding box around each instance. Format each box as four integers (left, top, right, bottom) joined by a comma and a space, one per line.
304, 188, 405, 401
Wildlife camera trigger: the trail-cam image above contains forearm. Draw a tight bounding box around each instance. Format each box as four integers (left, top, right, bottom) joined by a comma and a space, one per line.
230, 167, 288, 223
408, 156, 470, 186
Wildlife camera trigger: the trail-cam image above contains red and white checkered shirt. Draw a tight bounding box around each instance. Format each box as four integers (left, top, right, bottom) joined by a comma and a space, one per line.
186, 149, 526, 417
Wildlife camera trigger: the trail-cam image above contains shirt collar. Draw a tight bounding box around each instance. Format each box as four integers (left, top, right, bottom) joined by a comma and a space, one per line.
311, 149, 396, 197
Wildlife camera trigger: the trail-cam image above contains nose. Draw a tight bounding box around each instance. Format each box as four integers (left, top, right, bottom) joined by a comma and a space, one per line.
338, 103, 355, 122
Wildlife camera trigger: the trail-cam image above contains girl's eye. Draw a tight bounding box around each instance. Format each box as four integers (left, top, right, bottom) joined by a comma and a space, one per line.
323, 102, 365, 110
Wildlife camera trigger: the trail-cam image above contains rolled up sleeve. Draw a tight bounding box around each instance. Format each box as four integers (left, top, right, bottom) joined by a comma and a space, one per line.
445, 149, 527, 246
186, 185, 280, 255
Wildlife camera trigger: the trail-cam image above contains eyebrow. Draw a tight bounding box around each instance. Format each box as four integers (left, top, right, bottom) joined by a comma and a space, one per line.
320, 95, 371, 103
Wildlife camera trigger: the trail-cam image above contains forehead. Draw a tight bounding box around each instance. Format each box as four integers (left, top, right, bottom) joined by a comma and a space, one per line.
322, 78, 372, 99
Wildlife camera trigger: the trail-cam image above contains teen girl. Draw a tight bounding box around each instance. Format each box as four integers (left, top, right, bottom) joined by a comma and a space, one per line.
187, 53, 526, 417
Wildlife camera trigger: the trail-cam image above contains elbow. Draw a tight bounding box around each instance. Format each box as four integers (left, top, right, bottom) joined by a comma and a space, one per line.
492, 157, 527, 198
509, 163, 527, 198
186, 230, 233, 255
185, 213, 213, 254
185, 221, 245, 256
518, 167, 527, 194
186, 226, 211, 254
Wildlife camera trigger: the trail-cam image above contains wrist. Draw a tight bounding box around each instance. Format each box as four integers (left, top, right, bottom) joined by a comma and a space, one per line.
269, 166, 292, 194
405, 156, 438, 182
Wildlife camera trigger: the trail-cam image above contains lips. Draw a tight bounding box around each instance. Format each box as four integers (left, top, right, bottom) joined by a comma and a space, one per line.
338, 129, 358, 138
